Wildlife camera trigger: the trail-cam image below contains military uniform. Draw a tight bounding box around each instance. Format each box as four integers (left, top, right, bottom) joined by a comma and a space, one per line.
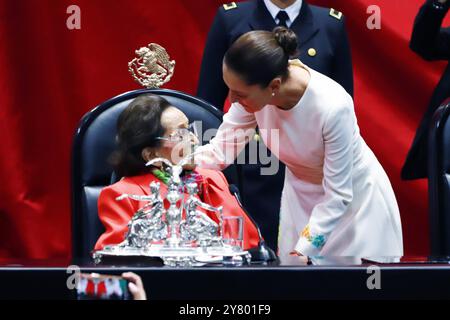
402, 0, 450, 180
197, 0, 353, 251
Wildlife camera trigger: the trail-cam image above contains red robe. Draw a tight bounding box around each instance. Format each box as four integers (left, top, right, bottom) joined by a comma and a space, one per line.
95, 168, 260, 250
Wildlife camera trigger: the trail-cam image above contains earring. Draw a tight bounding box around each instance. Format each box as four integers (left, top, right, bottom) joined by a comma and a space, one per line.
272, 92, 275, 97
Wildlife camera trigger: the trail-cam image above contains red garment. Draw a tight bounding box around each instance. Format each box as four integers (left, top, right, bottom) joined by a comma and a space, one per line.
86, 280, 95, 296
97, 281, 107, 297
95, 168, 260, 251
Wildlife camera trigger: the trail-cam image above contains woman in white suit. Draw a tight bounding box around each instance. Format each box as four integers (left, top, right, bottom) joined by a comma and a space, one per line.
195, 27, 403, 259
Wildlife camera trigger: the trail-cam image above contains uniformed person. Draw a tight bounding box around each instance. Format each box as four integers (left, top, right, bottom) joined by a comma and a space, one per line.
197, 0, 354, 251
402, 0, 450, 180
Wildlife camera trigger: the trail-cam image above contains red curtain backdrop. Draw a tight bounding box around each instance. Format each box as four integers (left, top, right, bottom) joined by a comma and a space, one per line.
0, 0, 448, 260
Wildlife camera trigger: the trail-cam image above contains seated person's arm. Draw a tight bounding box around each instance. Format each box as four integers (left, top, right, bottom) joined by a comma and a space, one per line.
94, 186, 136, 250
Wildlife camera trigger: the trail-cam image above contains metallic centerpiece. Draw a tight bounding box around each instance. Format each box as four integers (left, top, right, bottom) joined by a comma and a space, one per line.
92, 154, 250, 267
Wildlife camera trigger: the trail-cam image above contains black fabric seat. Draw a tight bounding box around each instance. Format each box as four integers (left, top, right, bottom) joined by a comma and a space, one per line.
428, 99, 450, 256
71, 89, 241, 262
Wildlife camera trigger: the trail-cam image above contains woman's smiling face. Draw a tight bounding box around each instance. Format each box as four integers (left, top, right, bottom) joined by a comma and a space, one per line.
222, 62, 274, 113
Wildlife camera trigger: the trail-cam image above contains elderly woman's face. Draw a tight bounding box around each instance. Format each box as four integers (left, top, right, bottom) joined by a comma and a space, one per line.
154, 106, 198, 168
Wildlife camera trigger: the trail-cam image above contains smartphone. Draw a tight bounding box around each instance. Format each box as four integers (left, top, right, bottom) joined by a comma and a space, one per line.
76, 273, 132, 300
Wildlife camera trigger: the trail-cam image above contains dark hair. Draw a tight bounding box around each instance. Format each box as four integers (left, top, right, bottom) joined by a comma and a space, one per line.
224, 26, 298, 87
111, 94, 171, 177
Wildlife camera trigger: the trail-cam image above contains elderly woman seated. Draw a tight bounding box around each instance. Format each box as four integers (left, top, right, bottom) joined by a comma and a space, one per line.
95, 94, 259, 250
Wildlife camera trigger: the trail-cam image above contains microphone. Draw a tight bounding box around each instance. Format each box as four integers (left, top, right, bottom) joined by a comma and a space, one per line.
228, 185, 277, 263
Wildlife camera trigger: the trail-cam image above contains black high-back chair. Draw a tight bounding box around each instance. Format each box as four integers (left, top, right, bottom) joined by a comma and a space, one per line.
71, 89, 241, 262
429, 99, 450, 256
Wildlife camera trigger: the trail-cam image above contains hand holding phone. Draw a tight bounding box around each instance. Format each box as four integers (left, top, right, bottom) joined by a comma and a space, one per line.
122, 272, 147, 300
76, 273, 132, 300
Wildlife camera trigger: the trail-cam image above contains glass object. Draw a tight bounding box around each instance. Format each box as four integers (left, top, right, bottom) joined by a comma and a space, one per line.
222, 216, 244, 251
156, 122, 199, 143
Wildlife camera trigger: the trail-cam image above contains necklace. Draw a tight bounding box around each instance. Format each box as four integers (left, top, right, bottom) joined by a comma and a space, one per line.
152, 168, 171, 185
151, 168, 203, 194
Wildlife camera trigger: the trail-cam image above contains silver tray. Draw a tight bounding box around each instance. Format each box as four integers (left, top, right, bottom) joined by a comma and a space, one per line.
92, 244, 250, 266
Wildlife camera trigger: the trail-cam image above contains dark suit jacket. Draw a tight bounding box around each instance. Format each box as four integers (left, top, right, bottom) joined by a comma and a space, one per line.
402, 0, 450, 180
196, 0, 354, 251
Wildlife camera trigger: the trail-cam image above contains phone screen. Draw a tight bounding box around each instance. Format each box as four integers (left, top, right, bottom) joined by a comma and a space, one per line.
76, 273, 132, 300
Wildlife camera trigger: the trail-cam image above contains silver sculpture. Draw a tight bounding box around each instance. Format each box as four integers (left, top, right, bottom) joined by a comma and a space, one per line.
115, 182, 167, 248
181, 182, 221, 245
93, 151, 250, 267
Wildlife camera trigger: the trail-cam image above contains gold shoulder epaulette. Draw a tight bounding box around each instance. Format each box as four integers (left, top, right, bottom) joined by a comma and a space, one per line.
329, 8, 343, 20
223, 2, 238, 11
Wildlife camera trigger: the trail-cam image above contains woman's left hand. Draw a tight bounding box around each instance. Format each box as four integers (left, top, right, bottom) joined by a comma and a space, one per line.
289, 250, 309, 264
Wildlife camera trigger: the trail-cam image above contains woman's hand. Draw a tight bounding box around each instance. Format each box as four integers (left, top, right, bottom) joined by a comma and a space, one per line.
289, 250, 309, 265
122, 272, 147, 300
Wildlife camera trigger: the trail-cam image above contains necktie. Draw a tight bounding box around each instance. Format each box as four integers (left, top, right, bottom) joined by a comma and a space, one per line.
276, 10, 289, 28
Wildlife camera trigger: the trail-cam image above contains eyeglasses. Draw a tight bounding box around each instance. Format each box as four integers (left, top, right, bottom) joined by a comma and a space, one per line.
155, 123, 198, 143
